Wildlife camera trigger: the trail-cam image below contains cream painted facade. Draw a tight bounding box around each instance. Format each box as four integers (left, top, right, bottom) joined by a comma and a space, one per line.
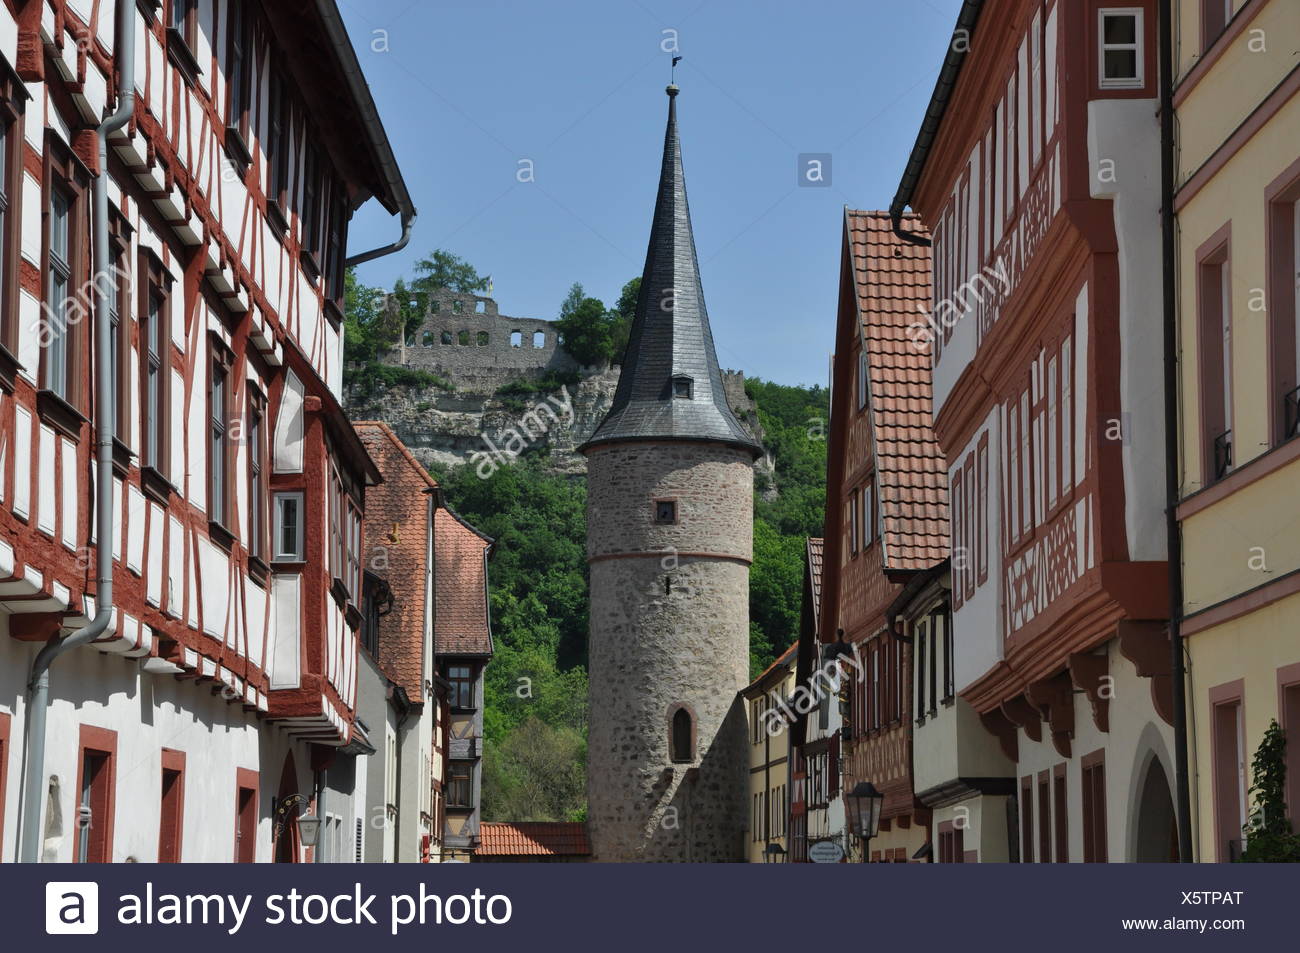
744, 650, 796, 863
1172, 0, 1300, 862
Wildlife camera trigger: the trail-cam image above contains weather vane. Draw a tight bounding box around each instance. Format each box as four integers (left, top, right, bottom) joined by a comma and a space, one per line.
671, 55, 682, 84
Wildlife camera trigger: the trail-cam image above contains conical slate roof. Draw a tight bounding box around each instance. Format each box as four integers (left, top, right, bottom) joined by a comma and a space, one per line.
580, 86, 761, 457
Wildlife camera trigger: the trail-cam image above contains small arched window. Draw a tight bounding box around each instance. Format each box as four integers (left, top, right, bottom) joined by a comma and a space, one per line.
510, 331, 522, 348
453, 299, 464, 313
441, 330, 453, 345
533, 330, 546, 348
477, 331, 490, 346
430, 300, 441, 314
458, 330, 470, 346
670, 706, 694, 763
422, 331, 434, 347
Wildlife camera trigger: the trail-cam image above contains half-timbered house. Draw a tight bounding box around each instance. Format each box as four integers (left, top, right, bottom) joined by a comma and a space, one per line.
891, 0, 1178, 862
821, 209, 948, 863
0, 0, 412, 862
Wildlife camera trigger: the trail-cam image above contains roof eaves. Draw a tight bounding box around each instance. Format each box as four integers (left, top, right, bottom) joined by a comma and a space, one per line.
888, 0, 986, 237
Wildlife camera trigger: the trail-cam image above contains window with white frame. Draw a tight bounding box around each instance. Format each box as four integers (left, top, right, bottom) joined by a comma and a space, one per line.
1098, 9, 1143, 88
273, 491, 304, 561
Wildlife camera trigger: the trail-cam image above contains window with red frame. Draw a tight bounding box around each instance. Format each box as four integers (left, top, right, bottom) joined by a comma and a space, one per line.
0, 713, 9, 857
1198, 239, 1233, 483
158, 750, 185, 863
1082, 750, 1108, 862
1020, 776, 1034, 863
235, 777, 257, 863
328, 465, 362, 602
1266, 174, 1300, 444
75, 728, 117, 863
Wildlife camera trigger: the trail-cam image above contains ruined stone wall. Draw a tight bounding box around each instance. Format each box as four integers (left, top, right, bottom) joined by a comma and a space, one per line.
384, 287, 581, 391
585, 441, 753, 862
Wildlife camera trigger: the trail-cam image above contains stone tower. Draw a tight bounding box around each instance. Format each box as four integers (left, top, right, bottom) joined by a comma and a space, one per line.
580, 85, 760, 862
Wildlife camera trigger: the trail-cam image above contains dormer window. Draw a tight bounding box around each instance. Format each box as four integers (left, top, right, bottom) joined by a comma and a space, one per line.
672, 376, 693, 399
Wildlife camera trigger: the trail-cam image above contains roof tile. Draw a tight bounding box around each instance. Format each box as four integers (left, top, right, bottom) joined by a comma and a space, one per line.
845, 210, 948, 571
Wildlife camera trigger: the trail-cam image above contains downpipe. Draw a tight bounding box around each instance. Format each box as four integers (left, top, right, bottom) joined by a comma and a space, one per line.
1158, 0, 1194, 863
18, 0, 134, 863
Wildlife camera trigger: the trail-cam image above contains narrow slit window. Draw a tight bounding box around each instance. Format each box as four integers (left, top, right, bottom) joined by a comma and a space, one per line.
670, 707, 694, 763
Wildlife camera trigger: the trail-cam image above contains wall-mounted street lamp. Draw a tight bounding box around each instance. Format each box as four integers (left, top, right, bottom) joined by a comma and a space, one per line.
844, 781, 884, 860
273, 793, 322, 849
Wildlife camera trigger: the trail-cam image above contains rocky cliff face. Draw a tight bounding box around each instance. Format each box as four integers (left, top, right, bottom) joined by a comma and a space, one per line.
345, 363, 774, 486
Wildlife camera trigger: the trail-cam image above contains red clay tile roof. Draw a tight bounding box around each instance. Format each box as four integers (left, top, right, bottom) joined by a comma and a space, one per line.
434, 507, 494, 657
477, 822, 591, 856
844, 210, 948, 570
354, 421, 435, 696
806, 537, 823, 620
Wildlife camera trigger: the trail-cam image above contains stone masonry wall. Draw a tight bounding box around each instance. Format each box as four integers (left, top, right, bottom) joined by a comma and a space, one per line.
585, 441, 753, 861
385, 287, 581, 392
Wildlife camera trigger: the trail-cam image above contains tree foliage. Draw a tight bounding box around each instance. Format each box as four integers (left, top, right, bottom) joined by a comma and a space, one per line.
412, 249, 490, 295
482, 717, 586, 823
745, 378, 829, 675
554, 282, 619, 367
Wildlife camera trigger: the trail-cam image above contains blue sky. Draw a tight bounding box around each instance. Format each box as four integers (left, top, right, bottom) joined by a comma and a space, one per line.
338, 0, 962, 388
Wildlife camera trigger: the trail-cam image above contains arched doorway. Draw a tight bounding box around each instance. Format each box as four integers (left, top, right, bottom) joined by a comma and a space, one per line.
1134, 756, 1178, 862
273, 752, 301, 863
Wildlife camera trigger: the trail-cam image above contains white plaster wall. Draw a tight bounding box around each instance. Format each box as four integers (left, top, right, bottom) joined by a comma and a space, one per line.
1087, 98, 1167, 562
0, 626, 297, 863
932, 793, 1012, 862
952, 406, 1004, 692
1014, 639, 1176, 862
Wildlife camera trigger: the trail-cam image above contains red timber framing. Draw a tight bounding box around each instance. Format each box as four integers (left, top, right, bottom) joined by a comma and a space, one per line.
901, 0, 1168, 724
822, 210, 946, 830
0, 1, 397, 756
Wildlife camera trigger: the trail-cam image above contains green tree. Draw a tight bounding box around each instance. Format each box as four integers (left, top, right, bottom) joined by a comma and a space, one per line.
342, 267, 397, 364
481, 717, 587, 823
611, 276, 640, 361
411, 249, 489, 295
555, 282, 617, 366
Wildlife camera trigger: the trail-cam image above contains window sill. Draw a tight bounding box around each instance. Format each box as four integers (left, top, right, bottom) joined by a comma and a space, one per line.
323, 298, 344, 330
247, 555, 270, 587
111, 438, 134, 479
299, 249, 321, 282
0, 341, 21, 393
140, 465, 175, 506
266, 201, 289, 238
223, 126, 252, 174
36, 389, 86, 440
208, 520, 236, 552
165, 29, 203, 85
271, 557, 305, 570
330, 576, 353, 609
